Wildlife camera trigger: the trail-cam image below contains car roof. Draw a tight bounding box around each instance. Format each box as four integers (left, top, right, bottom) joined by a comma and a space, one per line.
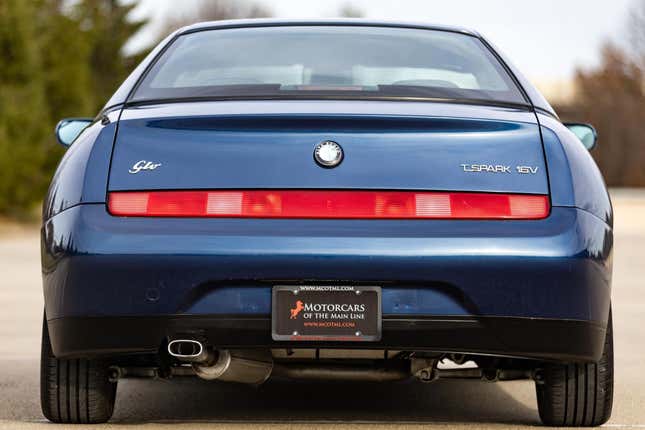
176, 18, 481, 38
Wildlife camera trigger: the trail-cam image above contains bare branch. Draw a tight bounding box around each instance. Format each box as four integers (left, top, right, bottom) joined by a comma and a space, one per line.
627, 0, 645, 69
159, 0, 272, 37
338, 3, 364, 18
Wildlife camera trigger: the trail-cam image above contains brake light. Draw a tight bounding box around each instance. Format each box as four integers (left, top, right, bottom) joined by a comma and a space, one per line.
108, 190, 549, 219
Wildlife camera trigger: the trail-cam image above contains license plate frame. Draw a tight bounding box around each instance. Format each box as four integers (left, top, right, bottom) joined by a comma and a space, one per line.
271, 285, 382, 342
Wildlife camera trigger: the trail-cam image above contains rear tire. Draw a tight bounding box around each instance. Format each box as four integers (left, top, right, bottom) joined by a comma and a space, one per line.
40, 315, 117, 423
536, 310, 614, 427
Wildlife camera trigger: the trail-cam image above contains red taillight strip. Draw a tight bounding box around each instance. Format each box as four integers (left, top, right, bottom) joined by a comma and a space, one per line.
108, 190, 549, 220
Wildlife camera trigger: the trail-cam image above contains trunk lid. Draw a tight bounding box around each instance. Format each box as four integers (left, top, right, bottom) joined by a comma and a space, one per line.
108, 101, 548, 195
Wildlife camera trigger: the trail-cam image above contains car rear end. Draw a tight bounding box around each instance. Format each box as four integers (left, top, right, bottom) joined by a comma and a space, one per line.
44, 98, 610, 361
41, 21, 613, 426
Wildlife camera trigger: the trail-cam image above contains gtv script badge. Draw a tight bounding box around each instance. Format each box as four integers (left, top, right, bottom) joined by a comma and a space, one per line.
129, 160, 162, 174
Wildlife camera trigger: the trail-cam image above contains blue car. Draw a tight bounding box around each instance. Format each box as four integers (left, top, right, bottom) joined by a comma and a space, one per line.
42, 20, 613, 426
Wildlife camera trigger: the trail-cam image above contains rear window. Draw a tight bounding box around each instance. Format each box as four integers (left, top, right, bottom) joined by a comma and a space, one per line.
131, 26, 527, 105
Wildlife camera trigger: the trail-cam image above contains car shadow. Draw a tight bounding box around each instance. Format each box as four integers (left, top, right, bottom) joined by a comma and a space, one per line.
111, 377, 540, 425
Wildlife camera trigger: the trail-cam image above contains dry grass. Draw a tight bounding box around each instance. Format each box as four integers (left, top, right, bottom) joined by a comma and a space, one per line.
0, 217, 38, 238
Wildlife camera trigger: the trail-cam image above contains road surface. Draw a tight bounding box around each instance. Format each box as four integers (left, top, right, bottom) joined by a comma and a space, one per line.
1, 191, 644, 429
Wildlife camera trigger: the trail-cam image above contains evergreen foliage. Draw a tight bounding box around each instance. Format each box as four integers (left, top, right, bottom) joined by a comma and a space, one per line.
0, 0, 147, 217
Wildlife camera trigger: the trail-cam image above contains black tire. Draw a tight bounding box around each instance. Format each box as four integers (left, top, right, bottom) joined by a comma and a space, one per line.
40, 315, 117, 423
536, 310, 614, 427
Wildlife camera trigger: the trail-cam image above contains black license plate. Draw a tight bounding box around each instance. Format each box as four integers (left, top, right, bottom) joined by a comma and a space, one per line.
272, 285, 381, 342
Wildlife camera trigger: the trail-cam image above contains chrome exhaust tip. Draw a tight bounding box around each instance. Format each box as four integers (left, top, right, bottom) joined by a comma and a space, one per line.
167, 339, 210, 363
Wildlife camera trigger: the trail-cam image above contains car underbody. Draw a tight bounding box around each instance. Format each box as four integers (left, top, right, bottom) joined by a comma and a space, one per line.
109, 347, 544, 386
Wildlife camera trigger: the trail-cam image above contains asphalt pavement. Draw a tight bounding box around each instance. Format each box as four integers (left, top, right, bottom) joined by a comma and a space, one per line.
1, 191, 643, 429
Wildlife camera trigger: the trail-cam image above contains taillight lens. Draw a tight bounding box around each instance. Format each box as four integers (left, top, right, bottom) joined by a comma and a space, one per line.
108, 190, 549, 220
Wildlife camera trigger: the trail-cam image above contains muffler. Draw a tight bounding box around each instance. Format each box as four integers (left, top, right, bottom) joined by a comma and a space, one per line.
193, 349, 273, 385
168, 340, 272, 385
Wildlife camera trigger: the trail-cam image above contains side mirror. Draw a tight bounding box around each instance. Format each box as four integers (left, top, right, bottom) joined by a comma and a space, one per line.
564, 123, 597, 151
55, 118, 94, 147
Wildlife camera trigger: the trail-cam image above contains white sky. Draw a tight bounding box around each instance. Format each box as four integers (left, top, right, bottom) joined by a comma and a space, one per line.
128, 0, 635, 85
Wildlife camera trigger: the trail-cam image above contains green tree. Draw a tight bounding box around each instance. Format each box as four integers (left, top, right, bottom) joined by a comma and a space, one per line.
0, 0, 148, 217
37, 0, 95, 118
73, 0, 147, 112
0, 0, 50, 216
34, 0, 97, 178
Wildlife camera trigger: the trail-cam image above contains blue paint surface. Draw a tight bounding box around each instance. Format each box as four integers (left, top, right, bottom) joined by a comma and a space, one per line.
42, 204, 611, 326
184, 287, 469, 316
108, 102, 548, 195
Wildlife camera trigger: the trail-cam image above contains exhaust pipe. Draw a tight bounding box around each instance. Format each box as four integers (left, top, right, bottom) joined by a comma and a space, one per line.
168, 341, 412, 384
272, 362, 410, 382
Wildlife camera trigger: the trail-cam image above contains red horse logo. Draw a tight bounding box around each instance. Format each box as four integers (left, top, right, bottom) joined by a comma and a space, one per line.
290, 300, 305, 319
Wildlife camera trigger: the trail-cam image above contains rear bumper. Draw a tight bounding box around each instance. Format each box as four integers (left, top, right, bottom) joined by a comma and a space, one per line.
48, 315, 607, 362
42, 204, 612, 362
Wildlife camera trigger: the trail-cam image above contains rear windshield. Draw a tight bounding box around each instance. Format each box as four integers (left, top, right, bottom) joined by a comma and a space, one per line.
131, 26, 527, 106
